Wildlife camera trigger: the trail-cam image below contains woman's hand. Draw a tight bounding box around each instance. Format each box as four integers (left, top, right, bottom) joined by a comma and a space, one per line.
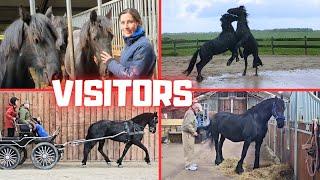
100, 51, 113, 64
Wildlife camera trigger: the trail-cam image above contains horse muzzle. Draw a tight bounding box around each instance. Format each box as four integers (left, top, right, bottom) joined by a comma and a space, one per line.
276, 118, 285, 128
149, 127, 156, 133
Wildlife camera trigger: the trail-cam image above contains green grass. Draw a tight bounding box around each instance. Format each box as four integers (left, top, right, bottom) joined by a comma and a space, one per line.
162, 30, 320, 56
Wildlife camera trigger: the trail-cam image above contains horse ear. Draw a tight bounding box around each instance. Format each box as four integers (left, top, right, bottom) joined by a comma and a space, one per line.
90, 10, 97, 23
63, 13, 66, 18
19, 5, 31, 25
280, 94, 284, 100
105, 9, 112, 19
154, 112, 158, 116
45, 6, 53, 18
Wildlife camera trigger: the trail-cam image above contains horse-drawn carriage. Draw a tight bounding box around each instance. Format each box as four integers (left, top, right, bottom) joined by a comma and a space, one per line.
0, 127, 63, 170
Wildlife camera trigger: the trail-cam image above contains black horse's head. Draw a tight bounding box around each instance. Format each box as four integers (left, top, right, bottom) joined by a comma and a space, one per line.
147, 112, 158, 133
45, 6, 68, 53
19, 6, 62, 85
80, 10, 114, 77
220, 13, 237, 24
272, 96, 286, 128
227, 5, 248, 18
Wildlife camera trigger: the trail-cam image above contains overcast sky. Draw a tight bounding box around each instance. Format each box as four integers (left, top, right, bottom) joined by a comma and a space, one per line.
162, 0, 320, 33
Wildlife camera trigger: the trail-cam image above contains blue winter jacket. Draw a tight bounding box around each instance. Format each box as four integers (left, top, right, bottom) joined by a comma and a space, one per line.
106, 26, 156, 78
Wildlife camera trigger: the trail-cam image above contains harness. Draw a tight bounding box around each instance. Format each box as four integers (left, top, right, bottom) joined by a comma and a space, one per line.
124, 121, 145, 142
272, 102, 285, 120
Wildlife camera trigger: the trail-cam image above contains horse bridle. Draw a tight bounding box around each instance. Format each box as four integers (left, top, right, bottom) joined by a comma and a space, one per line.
272, 102, 285, 121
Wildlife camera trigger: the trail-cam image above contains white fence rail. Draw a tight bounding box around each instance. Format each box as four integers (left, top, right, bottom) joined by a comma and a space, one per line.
290, 92, 320, 123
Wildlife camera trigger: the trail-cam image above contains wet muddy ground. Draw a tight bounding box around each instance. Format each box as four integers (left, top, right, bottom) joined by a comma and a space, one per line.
0, 161, 157, 180
162, 55, 320, 88
162, 140, 290, 180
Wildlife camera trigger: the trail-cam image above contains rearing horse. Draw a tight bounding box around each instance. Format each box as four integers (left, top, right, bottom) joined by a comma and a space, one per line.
227, 5, 263, 76
208, 97, 286, 174
183, 14, 241, 82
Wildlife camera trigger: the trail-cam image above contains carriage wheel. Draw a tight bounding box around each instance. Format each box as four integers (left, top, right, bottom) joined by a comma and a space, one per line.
0, 145, 21, 169
31, 142, 59, 170
19, 148, 27, 165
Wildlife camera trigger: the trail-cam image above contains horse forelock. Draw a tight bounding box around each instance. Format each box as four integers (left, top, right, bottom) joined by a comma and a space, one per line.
79, 21, 90, 49
27, 14, 57, 43
0, 19, 24, 57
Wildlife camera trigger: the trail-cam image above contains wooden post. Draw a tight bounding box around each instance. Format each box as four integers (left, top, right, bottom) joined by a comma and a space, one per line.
196, 39, 199, 48
271, 37, 274, 55
304, 36, 307, 55
66, 0, 75, 79
173, 40, 176, 56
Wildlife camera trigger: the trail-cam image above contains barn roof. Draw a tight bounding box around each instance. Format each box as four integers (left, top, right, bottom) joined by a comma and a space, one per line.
0, 0, 111, 32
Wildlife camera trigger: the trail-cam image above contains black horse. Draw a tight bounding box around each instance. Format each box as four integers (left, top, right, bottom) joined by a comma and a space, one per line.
65, 10, 113, 79
226, 6, 263, 76
0, 6, 61, 88
183, 13, 242, 82
208, 97, 285, 174
45, 6, 69, 79
82, 112, 158, 167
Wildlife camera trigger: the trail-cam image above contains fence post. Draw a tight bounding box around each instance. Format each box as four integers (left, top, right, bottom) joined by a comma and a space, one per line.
196, 39, 199, 48
173, 40, 177, 56
271, 37, 274, 55
304, 36, 307, 55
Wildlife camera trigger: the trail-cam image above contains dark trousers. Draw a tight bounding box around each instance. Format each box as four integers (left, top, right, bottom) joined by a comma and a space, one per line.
7, 128, 15, 137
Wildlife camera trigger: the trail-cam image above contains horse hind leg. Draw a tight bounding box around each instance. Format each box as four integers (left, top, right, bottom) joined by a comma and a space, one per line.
213, 132, 222, 165
98, 140, 111, 165
195, 56, 211, 82
81, 141, 97, 166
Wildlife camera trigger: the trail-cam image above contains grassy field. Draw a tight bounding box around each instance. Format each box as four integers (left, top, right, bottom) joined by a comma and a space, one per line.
162, 29, 320, 56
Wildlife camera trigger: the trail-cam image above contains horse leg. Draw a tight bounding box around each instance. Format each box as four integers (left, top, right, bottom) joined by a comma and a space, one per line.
242, 50, 249, 76
235, 140, 251, 174
98, 140, 111, 165
253, 140, 263, 169
133, 141, 151, 165
116, 142, 133, 167
213, 132, 222, 165
218, 135, 226, 162
195, 57, 210, 82
81, 141, 97, 166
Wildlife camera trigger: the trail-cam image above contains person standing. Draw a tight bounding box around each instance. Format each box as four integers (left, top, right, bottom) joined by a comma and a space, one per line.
182, 102, 203, 171
5, 97, 19, 137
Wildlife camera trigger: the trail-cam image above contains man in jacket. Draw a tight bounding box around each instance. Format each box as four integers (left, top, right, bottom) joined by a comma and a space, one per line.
182, 102, 203, 171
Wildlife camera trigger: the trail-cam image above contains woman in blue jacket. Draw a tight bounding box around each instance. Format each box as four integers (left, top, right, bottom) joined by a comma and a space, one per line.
99, 8, 156, 78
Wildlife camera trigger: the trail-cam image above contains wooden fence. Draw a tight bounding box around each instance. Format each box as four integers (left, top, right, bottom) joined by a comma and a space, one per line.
162, 37, 320, 55
0, 90, 159, 162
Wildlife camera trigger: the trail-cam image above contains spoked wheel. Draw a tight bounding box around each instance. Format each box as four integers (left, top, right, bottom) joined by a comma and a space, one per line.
19, 148, 27, 165
31, 142, 59, 170
0, 145, 21, 169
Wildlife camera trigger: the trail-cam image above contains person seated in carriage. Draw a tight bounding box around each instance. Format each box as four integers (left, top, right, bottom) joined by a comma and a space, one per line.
17, 102, 49, 137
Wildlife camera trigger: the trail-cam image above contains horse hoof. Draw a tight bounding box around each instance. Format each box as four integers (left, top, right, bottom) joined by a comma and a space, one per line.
253, 165, 259, 169
196, 76, 204, 82
81, 164, 87, 168
106, 162, 111, 166
147, 162, 151, 165
215, 160, 222, 165
118, 164, 123, 168
235, 167, 244, 174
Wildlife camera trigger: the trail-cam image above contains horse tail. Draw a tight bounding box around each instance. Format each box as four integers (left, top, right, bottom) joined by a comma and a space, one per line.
183, 49, 200, 76
207, 119, 215, 149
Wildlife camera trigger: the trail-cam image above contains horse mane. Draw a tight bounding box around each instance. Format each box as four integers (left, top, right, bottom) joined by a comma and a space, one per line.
0, 13, 57, 58
244, 98, 274, 115
0, 19, 24, 57
131, 112, 153, 123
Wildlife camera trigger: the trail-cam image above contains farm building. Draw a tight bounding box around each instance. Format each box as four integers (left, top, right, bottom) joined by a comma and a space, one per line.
162, 91, 320, 179
0, 91, 159, 163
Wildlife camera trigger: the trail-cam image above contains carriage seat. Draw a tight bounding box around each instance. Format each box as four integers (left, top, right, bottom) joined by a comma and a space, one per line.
14, 118, 35, 137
